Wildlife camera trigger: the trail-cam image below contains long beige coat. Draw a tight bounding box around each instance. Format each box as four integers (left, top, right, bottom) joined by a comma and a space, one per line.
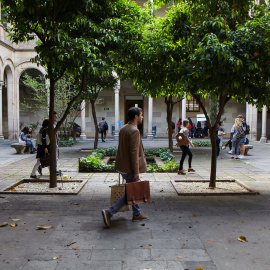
115, 123, 147, 175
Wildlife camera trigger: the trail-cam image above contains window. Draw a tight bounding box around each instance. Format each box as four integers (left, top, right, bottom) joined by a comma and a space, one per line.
186, 96, 200, 112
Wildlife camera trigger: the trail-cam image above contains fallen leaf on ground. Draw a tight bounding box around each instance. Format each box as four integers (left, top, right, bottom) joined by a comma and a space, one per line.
36, 225, 53, 230
62, 177, 68, 180
10, 187, 17, 192
73, 203, 79, 205
145, 243, 152, 247
140, 223, 145, 226
52, 255, 62, 260
66, 241, 77, 247
18, 186, 24, 188
177, 256, 182, 259
206, 239, 218, 242
12, 219, 20, 222
0, 222, 8, 227
0, 196, 6, 198
10, 223, 17, 227
195, 267, 204, 270
238, 236, 247, 242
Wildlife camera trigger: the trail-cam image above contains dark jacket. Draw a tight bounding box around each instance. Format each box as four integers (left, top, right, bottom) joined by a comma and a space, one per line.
36, 127, 49, 158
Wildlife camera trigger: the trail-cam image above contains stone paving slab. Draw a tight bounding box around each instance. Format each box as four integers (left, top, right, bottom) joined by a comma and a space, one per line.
1, 140, 270, 270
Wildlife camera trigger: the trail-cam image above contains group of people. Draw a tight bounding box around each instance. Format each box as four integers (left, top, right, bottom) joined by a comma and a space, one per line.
19, 126, 36, 154
216, 115, 249, 159
168, 118, 208, 138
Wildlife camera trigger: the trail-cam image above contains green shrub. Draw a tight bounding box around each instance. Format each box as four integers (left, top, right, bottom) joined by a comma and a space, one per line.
58, 140, 78, 147
192, 140, 212, 147
79, 147, 177, 173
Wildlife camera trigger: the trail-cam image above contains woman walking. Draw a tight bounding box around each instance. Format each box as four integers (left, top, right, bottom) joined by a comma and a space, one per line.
177, 119, 195, 175
30, 119, 50, 178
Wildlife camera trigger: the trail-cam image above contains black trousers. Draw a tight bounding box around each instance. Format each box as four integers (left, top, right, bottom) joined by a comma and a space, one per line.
179, 145, 193, 170
101, 131, 106, 141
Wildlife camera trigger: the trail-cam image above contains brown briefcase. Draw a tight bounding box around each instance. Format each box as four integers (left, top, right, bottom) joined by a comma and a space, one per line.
125, 180, 151, 205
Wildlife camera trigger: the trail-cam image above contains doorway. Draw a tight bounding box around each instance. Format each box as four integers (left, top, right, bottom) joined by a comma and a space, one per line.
125, 99, 144, 135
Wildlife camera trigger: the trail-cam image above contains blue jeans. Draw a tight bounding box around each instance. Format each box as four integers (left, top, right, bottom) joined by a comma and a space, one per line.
108, 173, 140, 217
26, 140, 35, 152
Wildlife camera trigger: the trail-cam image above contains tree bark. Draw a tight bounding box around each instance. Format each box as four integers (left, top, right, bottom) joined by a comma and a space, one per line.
48, 75, 57, 188
208, 127, 217, 188
90, 100, 99, 149
165, 96, 174, 152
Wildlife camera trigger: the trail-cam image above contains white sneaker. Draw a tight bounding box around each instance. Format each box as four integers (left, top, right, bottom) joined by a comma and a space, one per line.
228, 150, 232, 154
222, 146, 226, 150
238, 155, 244, 159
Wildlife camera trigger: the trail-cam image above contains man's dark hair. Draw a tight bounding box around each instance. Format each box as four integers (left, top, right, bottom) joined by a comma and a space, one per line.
42, 119, 49, 128
102, 117, 105, 120
53, 111, 57, 115
128, 107, 142, 121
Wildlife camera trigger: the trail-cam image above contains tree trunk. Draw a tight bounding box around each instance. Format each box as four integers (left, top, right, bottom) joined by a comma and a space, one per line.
165, 96, 174, 152
48, 76, 57, 188
90, 100, 99, 149
209, 127, 217, 188
191, 92, 231, 189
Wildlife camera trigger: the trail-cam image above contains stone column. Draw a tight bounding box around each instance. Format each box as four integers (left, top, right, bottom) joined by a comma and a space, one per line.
7, 73, 15, 140
80, 100, 87, 140
0, 81, 4, 141
114, 87, 120, 140
182, 98, 186, 120
113, 71, 120, 140
260, 105, 268, 143
248, 104, 258, 141
147, 97, 153, 140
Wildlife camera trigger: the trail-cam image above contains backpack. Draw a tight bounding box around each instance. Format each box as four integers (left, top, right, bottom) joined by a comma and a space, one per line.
235, 125, 246, 139
103, 122, 108, 131
245, 124, 250, 135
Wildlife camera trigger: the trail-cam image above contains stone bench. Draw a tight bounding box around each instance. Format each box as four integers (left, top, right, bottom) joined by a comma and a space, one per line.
10, 143, 30, 154
244, 144, 253, 155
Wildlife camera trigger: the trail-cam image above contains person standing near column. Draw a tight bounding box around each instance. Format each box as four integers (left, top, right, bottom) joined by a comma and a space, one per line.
237, 115, 247, 159
101, 107, 148, 228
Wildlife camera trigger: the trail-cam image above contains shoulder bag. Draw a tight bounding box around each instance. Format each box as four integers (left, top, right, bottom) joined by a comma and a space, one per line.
40, 153, 50, 168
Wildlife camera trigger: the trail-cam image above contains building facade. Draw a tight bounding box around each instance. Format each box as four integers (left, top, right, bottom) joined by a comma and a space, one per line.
0, 1, 269, 142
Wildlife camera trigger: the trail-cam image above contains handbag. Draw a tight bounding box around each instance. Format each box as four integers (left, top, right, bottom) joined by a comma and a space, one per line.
176, 132, 188, 147
125, 180, 151, 205
110, 174, 130, 212
40, 153, 50, 168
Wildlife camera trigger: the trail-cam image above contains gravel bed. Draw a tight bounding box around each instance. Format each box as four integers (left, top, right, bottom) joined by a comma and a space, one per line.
173, 181, 250, 194
11, 181, 81, 193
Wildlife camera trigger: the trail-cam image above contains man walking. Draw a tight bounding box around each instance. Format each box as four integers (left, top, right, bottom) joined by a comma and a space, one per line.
102, 107, 148, 228
98, 117, 108, 142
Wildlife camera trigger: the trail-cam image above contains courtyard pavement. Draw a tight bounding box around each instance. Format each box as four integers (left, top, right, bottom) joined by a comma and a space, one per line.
0, 138, 270, 270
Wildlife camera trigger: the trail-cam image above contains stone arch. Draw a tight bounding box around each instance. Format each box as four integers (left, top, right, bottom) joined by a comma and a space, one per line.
18, 65, 46, 132
2, 62, 15, 139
